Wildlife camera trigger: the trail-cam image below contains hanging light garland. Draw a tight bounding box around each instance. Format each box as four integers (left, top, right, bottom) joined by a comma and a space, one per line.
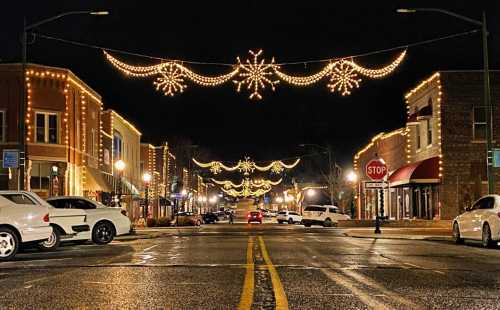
213, 177, 282, 197
192, 157, 300, 175
104, 49, 406, 100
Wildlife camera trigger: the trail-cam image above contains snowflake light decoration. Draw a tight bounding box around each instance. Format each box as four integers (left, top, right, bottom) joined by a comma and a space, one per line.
238, 157, 256, 175
327, 61, 362, 96
153, 63, 186, 96
209, 162, 222, 175
270, 162, 285, 174
233, 50, 279, 100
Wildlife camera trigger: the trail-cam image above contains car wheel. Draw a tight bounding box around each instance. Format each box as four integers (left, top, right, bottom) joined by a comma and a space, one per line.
278, 220, 283, 224
288, 218, 294, 224
0, 227, 19, 261
482, 223, 494, 248
196, 220, 202, 226
38, 227, 61, 251
304, 222, 312, 227
323, 218, 333, 227
92, 221, 115, 245
452, 222, 464, 244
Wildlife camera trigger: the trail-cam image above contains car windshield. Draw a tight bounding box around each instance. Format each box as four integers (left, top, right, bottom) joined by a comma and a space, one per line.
278, 211, 287, 215
250, 212, 260, 215
304, 206, 326, 212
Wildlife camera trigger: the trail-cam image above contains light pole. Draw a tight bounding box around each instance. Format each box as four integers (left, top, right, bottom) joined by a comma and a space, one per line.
114, 159, 125, 208
20, 10, 108, 190
142, 172, 152, 220
300, 144, 336, 205
397, 8, 494, 193
345, 171, 358, 219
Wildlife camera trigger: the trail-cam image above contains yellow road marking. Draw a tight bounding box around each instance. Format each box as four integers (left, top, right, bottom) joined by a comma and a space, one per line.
237, 236, 255, 310
258, 236, 289, 310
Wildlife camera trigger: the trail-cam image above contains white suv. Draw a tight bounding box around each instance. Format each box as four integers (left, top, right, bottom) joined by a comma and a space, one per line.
0, 192, 53, 261
302, 205, 350, 227
277, 211, 302, 224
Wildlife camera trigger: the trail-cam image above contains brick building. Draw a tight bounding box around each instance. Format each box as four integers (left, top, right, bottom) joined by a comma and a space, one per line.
353, 129, 406, 219
0, 64, 106, 198
353, 71, 500, 221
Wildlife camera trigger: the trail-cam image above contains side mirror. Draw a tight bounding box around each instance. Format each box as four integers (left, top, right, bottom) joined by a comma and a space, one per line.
465, 205, 472, 212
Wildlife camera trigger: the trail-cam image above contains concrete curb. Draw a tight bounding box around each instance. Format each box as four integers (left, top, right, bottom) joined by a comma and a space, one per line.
345, 232, 452, 242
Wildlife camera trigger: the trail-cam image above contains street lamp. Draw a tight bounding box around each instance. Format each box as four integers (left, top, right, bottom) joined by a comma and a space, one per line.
346, 170, 358, 183
397, 8, 494, 193
306, 188, 316, 197
345, 170, 358, 219
142, 172, 152, 219
114, 160, 125, 207
20, 10, 109, 190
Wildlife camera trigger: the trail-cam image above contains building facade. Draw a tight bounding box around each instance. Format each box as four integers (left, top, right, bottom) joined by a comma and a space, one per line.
353, 71, 500, 221
0, 64, 106, 198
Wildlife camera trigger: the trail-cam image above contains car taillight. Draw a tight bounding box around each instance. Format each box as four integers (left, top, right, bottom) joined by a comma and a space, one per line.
497, 212, 500, 218
43, 213, 50, 222
258, 213, 262, 218
121, 210, 127, 216
247, 214, 251, 218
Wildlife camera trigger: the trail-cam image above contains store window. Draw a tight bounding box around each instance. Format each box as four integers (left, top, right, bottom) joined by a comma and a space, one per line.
30, 162, 51, 191
473, 106, 487, 140
35, 112, 58, 144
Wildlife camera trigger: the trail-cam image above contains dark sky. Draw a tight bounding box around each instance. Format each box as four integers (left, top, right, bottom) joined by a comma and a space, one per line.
2, 1, 499, 167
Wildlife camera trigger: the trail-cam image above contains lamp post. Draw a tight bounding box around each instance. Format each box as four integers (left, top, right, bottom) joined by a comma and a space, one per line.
142, 172, 152, 219
345, 170, 358, 219
397, 8, 494, 194
300, 144, 336, 204
20, 10, 108, 190
114, 160, 125, 208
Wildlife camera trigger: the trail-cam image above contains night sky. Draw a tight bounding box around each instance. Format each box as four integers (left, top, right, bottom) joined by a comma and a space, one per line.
2, 1, 499, 168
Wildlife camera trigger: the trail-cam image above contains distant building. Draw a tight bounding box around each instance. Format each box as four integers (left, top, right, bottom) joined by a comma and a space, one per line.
0, 64, 106, 198
101, 109, 141, 218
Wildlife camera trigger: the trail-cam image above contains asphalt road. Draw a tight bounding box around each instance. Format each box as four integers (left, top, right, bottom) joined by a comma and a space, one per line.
1, 223, 500, 309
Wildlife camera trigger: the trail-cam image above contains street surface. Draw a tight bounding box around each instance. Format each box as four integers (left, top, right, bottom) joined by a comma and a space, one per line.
1, 223, 500, 309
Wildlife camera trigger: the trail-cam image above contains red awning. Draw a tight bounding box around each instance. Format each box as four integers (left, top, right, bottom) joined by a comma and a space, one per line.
388, 156, 440, 187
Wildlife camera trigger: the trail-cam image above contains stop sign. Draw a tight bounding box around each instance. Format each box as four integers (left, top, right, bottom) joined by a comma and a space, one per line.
365, 159, 388, 181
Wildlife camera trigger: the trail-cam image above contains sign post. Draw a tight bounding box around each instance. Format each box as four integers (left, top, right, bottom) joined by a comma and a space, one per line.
365, 158, 388, 234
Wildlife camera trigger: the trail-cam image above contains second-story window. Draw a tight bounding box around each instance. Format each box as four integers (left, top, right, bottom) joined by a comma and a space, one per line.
90, 128, 96, 157
35, 112, 58, 144
427, 119, 433, 145
113, 132, 123, 161
416, 124, 421, 150
473, 106, 486, 140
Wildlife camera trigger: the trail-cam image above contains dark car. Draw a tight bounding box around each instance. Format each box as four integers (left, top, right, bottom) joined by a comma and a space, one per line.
247, 211, 263, 224
202, 212, 218, 224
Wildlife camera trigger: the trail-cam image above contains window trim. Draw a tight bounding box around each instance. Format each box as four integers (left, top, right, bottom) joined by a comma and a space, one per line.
34, 111, 59, 144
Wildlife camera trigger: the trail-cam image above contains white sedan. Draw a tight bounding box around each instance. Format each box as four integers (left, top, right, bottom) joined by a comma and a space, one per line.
453, 194, 500, 247
276, 211, 302, 224
0, 192, 53, 261
47, 196, 132, 244
0, 191, 89, 252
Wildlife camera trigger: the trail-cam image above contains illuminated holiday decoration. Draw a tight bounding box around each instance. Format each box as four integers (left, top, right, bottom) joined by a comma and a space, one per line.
213, 177, 282, 197
104, 49, 407, 100
153, 63, 186, 96
234, 49, 279, 100
192, 157, 300, 175
327, 60, 361, 96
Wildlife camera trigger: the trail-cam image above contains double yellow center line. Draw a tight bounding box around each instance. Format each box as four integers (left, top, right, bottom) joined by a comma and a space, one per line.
238, 236, 289, 310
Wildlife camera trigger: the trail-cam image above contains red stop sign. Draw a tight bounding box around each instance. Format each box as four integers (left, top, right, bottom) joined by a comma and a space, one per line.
365, 159, 388, 181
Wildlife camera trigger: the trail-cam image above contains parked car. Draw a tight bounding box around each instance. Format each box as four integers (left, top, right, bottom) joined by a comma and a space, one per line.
0, 192, 53, 261
202, 212, 219, 224
302, 205, 350, 227
215, 211, 227, 220
247, 211, 263, 224
277, 211, 302, 224
174, 212, 202, 226
452, 194, 500, 247
267, 210, 277, 217
46, 196, 132, 244
0, 191, 89, 251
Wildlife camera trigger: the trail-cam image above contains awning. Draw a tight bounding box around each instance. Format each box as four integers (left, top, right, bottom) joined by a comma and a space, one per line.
85, 167, 112, 192
122, 178, 140, 196
388, 156, 439, 187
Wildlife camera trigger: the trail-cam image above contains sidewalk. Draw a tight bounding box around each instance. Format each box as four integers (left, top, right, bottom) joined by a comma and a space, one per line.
343, 227, 453, 241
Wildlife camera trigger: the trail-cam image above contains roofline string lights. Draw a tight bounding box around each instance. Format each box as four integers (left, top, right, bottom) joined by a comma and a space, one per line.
104, 49, 406, 100
192, 157, 300, 175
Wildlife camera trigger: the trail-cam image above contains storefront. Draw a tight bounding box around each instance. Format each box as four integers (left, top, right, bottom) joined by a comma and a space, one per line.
388, 156, 440, 220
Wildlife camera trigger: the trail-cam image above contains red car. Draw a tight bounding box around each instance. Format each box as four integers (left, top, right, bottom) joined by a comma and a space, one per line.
247, 211, 263, 224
